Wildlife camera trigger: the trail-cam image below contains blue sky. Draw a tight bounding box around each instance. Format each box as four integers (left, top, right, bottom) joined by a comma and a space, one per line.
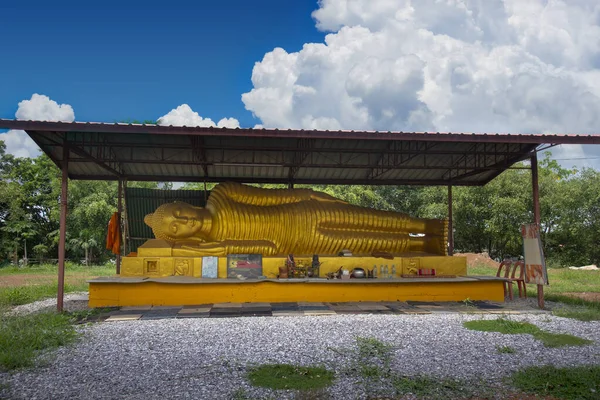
1, 1, 599, 168
0, 0, 324, 126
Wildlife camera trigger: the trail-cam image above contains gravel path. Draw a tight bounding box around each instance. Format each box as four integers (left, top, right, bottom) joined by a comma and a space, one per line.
6, 292, 90, 315
2, 314, 599, 399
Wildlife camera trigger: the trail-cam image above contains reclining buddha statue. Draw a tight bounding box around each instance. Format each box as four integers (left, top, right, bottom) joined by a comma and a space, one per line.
143, 182, 448, 257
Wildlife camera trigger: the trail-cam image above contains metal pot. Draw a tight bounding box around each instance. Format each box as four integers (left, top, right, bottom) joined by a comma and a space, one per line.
351, 268, 366, 278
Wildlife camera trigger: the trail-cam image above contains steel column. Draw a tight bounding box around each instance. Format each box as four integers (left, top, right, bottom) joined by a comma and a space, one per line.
57, 144, 69, 312
116, 179, 122, 274
122, 179, 129, 257
448, 185, 454, 256
531, 153, 544, 308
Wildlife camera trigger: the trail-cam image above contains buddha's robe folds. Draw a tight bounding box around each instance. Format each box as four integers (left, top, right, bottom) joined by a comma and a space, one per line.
156, 182, 448, 257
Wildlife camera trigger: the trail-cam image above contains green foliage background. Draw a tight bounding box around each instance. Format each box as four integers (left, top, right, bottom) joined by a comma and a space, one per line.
1, 138, 598, 267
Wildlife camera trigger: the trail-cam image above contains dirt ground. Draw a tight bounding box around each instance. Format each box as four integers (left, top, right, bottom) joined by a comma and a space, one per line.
454, 252, 499, 269
562, 292, 600, 302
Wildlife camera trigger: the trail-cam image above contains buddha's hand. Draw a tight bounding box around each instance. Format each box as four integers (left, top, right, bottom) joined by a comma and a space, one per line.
310, 191, 347, 204
181, 242, 226, 256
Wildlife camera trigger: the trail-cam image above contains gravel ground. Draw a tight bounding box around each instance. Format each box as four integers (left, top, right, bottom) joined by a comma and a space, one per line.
1, 313, 599, 400
6, 292, 90, 315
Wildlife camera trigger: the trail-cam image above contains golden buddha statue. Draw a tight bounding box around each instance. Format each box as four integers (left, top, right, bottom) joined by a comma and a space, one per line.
143, 182, 448, 257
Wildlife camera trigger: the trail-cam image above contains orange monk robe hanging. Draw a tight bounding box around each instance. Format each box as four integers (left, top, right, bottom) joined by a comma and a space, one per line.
106, 212, 121, 255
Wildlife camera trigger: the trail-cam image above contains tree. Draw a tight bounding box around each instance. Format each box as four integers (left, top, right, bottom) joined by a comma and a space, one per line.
68, 235, 98, 266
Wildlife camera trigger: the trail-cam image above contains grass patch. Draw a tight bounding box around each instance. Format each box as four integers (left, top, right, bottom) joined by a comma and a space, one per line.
541, 269, 600, 295
0, 264, 114, 308
512, 365, 600, 400
464, 318, 540, 335
328, 337, 485, 399
464, 318, 592, 348
553, 308, 600, 321
496, 345, 516, 354
468, 264, 600, 296
468, 263, 498, 276
533, 332, 592, 348
468, 264, 600, 319
247, 364, 334, 390
547, 294, 600, 321
352, 336, 394, 394
0, 282, 85, 307
0, 312, 79, 371
0, 263, 115, 275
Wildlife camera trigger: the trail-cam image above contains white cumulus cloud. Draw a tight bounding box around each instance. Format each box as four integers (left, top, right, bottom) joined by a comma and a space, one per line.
1, 130, 40, 158
15, 93, 75, 122
242, 0, 600, 168
2, 94, 75, 158
157, 104, 240, 128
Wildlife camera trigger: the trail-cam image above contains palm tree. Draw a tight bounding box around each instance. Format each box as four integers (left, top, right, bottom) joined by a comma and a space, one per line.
68, 236, 98, 266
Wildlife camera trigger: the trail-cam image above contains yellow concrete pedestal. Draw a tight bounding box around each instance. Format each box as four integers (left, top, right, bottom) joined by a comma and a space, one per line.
96, 242, 487, 307
88, 277, 505, 307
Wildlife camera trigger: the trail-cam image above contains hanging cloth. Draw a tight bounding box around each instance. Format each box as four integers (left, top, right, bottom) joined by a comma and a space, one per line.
106, 212, 121, 255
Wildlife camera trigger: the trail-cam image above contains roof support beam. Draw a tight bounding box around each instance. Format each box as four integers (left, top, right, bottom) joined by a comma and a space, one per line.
68, 174, 484, 186
69, 146, 123, 177
449, 145, 533, 182
368, 142, 438, 180
39, 133, 123, 177
190, 136, 209, 177
65, 158, 530, 171
40, 141, 544, 157
288, 138, 314, 183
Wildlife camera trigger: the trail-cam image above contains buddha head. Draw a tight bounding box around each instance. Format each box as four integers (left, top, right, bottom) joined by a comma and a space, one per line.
144, 201, 211, 242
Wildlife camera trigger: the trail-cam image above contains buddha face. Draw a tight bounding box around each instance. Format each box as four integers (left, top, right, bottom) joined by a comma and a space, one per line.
145, 202, 210, 241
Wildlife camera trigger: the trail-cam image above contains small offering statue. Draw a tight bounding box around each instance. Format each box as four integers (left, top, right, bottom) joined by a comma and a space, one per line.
144, 182, 448, 257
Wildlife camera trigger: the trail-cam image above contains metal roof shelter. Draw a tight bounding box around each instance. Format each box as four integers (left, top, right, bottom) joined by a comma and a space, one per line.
2, 118, 599, 310
2, 119, 599, 186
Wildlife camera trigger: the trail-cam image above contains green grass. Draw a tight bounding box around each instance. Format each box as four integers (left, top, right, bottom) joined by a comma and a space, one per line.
0, 263, 115, 276
0, 263, 114, 308
468, 263, 499, 276
0, 282, 86, 307
534, 332, 592, 347
546, 294, 600, 321
464, 318, 593, 348
0, 312, 80, 371
464, 318, 540, 335
553, 308, 600, 321
247, 364, 334, 390
511, 365, 600, 400
468, 263, 600, 297
496, 345, 516, 354
540, 268, 600, 295
469, 263, 600, 320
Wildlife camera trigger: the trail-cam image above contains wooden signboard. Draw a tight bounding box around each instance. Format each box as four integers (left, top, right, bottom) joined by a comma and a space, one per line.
521, 224, 549, 285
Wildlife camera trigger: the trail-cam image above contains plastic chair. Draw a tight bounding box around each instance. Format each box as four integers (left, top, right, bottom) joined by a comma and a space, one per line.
496, 260, 514, 300
509, 261, 527, 298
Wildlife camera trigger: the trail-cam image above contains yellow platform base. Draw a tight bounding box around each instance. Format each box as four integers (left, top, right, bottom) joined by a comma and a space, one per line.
88, 276, 504, 307
121, 241, 467, 279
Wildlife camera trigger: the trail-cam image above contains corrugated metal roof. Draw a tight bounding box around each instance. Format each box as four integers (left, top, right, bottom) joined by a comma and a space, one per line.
1, 119, 598, 186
